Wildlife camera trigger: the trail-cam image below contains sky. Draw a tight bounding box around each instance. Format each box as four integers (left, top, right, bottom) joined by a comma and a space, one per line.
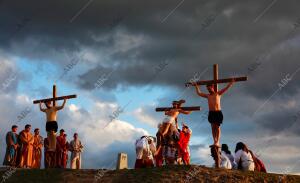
0, 0, 300, 174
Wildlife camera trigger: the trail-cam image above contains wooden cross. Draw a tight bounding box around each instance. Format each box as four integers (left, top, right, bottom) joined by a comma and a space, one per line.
33, 85, 77, 106
156, 103, 200, 128
210, 145, 221, 168
185, 64, 248, 91
155, 100, 201, 112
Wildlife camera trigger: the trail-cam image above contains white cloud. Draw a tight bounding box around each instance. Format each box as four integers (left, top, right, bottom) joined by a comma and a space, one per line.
61, 102, 149, 153
133, 107, 159, 127
0, 89, 150, 168
193, 145, 214, 167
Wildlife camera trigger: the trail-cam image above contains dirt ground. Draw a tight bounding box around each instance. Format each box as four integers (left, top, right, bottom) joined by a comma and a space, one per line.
0, 165, 299, 183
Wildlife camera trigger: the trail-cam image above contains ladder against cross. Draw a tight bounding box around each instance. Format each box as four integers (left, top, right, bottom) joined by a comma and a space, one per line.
33, 85, 77, 106
185, 64, 248, 91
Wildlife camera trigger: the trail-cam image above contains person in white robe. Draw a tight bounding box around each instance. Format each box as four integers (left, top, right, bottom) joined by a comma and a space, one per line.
69, 133, 83, 169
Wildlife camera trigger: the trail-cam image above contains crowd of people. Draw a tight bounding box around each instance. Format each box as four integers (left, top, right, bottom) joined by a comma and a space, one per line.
133, 79, 267, 172
215, 143, 266, 172
3, 79, 267, 173
135, 122, 192, 168
134, 122, 267, 173
135, 101, 266, 172
3, 124, 84, 169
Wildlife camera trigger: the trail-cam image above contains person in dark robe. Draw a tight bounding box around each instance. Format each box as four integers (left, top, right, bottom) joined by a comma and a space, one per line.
154, 124, 164, 167
3, 125, 19, 167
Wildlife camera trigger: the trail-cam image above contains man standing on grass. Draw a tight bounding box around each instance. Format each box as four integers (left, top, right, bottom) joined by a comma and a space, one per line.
3, 125, 19, 167
69, 133, 83, 169
56, 129, 69, 168
32, 128, 43, 169
178, 123, 192, 165
19, 124, 34, 168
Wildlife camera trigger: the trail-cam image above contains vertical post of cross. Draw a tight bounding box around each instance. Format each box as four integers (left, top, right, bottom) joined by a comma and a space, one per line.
213, 64, 218, 92
53, 85, 57, 107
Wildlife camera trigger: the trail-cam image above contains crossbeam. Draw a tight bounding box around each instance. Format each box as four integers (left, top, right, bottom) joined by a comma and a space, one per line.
185, 77, 247, 87
33, 85, 77, 105
33, 95, 77, 104
156, 106, 201, 112
185, 64, 248, 87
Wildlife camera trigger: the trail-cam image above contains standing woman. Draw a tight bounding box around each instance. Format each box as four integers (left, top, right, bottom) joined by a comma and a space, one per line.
234, 142, 255, 171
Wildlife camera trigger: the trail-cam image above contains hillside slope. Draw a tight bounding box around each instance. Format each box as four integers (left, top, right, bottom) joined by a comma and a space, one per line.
0, 165, 299, 183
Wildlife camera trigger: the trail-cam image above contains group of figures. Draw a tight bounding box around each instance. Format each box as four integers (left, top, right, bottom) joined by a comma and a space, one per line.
2, 64, 268, 173
3, 85, 83, 169
134, 121, 192, 168
134, 64, 266, 172
3, 124, 83, 169
215, 143, 267, 172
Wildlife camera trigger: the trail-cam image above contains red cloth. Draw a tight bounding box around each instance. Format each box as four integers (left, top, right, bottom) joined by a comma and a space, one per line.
178, 131, 191, 164
56, 136, 68, 168
135, 159, 154, 169
144, 159, 154, 168
135, 159, 144, 169
155, 148, 163, 167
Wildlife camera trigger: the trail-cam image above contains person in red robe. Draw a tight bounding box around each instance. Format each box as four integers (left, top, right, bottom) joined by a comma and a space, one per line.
178, 123, 192, 165
56, 129, 69, 168
32, 128, 43, 169
62, 134, 69, 168
19, 124, 34, 168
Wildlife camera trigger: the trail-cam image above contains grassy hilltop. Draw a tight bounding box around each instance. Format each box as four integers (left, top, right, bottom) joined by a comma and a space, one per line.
1, 165, 300, 183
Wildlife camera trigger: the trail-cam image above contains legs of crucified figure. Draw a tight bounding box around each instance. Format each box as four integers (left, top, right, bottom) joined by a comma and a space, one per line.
48, 131, 56, 151
210, 123, 221, 168
211, 123, 220, 147
215, 124, 221, 147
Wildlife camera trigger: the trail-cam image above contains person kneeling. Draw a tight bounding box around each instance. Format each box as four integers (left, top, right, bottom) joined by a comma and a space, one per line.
234, 142, 255, 171
134, 136, 156, 169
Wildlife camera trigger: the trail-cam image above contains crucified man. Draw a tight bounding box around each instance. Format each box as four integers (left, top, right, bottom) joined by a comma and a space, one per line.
193, 80, 234, 147
161, 100, 192, 137
39, 99, 66, 151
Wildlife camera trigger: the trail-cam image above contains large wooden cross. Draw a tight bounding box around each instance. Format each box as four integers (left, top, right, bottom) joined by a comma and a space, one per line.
185, 64, 248, 91
33, 85, 77, 106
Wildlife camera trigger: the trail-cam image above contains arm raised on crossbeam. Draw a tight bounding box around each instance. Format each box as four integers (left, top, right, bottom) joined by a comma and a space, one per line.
217, 79, 234, 95
179, 109, 192, 115
56, 98, 67, 111
193, 83, 208, 98
39, 102, 46, 112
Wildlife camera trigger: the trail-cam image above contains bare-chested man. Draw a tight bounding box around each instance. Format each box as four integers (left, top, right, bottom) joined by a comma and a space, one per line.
161, 100, 191, 138
193, 80, 234, 147
39, 99, 66, 151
